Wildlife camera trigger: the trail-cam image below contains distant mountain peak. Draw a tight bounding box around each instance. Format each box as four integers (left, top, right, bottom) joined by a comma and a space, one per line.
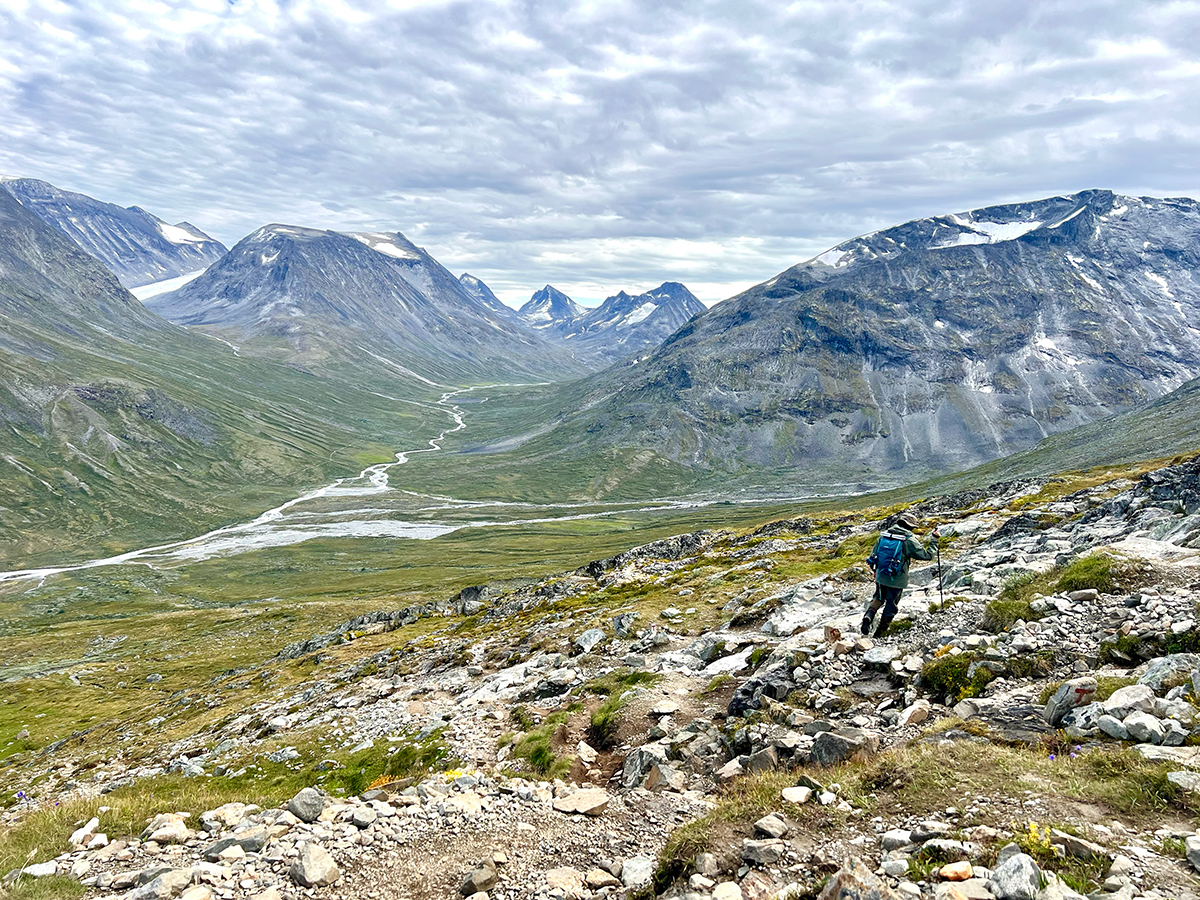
518, 285, 584, 327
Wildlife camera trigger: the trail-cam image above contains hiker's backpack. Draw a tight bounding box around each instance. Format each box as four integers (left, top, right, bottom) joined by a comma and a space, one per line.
868, 533, 905, 577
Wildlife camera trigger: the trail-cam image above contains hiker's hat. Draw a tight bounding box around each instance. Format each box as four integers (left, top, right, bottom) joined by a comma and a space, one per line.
892, 514, 917, 530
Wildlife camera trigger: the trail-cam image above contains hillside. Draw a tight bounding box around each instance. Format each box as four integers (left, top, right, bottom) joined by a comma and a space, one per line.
492, 190, 1200, 494
0, 187, 446, 567
1, 177, 226, 288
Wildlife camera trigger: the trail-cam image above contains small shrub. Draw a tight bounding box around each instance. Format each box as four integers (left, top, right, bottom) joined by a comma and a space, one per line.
920, 654, 995, 702
747, 647, 771, 670
1008, 651, 1055, 679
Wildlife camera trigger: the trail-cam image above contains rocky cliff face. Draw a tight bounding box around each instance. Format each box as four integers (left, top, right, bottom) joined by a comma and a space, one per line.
459, 272, 521, 321
518, 285, 584, 331
555, 190, 1200, 485
148, 227, 587, 382
1, 177, 226, 288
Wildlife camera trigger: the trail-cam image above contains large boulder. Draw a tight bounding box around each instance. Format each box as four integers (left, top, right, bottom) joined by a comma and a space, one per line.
286, 787, 327, 824
552, 788, 610, 816
1138, 654, 1200, 693
1102, 684, 1155, 719
811, 729, 877, 767
988, 852, 1041, 900
816, 857, 899, 899
141, 814, 191, 844
289, 843, 340, 887
621, 742, 669, 789
1123, 712, 1166, 744
460, 863, 498, 895
1043, 677, 1097, 727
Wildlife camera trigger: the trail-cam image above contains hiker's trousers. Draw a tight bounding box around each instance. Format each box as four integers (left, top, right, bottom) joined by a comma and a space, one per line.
865, 583, 903, 621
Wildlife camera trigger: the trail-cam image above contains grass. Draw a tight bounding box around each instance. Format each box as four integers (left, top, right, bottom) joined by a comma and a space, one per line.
506, 709, 574, 778
587, 696, 625, 750
919, 654, 995, 703
984, 553, 1132, 632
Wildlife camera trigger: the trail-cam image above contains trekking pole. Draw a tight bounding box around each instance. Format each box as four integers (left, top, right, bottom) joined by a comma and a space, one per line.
935, 529, 945, 611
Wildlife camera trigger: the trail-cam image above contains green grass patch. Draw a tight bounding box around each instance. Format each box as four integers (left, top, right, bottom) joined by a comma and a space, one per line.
919, 654, 995, 703
587, 696, 625, 750
508, 710, 573, 778
1055, 555, 1116, 595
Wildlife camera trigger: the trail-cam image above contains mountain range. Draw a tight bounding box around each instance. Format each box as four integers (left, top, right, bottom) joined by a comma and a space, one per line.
517, 281, 707, 364
463, 189, 1200, 495
1, 177, 226, 288
0, 187, 446, 566
147, 226, 587, 384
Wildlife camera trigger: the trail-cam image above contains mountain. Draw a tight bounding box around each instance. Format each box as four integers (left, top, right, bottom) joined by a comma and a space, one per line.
458, 272, 521, 321
480, 190, 1200, 495
0, 188, 448, 567
518, 285, 584, 331
561, 282, 707, 363
148, 227, 587, 383
1, 177, 227, 288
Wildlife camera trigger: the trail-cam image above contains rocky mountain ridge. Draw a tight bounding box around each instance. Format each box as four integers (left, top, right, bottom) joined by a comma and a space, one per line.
148, 225, 587, 383
1, 177, 227, 288
6, 451, 1200, 900
525, 190, 1200, 489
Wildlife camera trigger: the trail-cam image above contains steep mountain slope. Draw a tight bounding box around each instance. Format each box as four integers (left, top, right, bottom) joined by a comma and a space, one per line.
511, 190, 1200, 491
1, 177, 226, 287
562, 282, 707, 363
0, 188, 442, 567
518, 285, 584, 331
459, 272, 521, 321
149, 227, 586, 383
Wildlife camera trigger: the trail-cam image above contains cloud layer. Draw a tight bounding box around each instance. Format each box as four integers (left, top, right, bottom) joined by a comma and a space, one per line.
2, 0, 1198, 305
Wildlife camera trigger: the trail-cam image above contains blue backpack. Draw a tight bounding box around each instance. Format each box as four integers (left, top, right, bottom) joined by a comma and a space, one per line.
868, 533, 905, 577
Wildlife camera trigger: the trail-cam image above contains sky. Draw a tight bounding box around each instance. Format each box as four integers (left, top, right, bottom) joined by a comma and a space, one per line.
2, 1, 1198, 308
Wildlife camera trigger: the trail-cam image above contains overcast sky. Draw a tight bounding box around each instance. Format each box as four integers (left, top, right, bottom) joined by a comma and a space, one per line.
2, 0, 1198, 307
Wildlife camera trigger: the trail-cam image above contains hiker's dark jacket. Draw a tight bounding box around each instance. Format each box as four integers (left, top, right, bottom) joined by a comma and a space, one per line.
871, 527, 934, 589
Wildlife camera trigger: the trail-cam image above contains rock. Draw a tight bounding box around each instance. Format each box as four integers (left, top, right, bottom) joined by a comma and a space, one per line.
1186, 835, 1200, 874
695, 852, 722, 877
939, 861, 973, 881
742, 839, 786, 865
1060, 701, 1103, 736
351, 807, 377, 828
620, 856, 654, 889
645, 762, 686, 792
1102, 684, 1156, 719
546, 867, 586, 898
811, 730, 869, 766
1043, 677, 1097, 727
739, 870, 777, 900
716, 757, 744, 784
266, 747, 299, 762
881, 829, 914, 850
178, 887, 212, 900
1168, 770, 1200, 792
744, 746, 779, 774
1067, 589, 1098, 602
574, 628, 605, 654
713, 883, 744, 900
576, 741, 598, 766
1138, 653, 1200, 692
128, 868, 193, 900
815, 857, 899, 899
622, 743, 669, 788
782, 786, 812, 805
201, 826, 270, 861
651, 699, 680, 716
287, 787, 327, 823
552, 788, 610, 816
289, 843, 340, 888
1097, 715, 1129, 740
753, 814, 789, 839
1107, 854, 1135, 877
70, 817, 100, 846
461, 864, 498, 895
898, 700, 931, 727
1048, 829, 1107, 860
586, 868, 621, 889
864, 646, 902, 668
1123, 711, 1166, 744
13, 862, 58, 879
988, 852, 1040, 900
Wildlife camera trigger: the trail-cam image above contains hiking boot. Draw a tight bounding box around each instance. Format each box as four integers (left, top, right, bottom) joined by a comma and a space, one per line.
860, 615, 873, 636
874, 616, 894, 638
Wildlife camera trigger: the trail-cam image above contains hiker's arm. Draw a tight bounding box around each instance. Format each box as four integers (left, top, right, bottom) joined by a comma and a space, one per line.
907, 535, 935, 561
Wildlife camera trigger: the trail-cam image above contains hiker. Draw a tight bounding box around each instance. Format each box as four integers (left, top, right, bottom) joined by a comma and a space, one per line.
862, 514, 937, 637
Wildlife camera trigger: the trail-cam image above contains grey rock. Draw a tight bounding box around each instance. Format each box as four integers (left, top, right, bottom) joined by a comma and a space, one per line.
622, 743, 669, 789
1049, 828, 1107, 860
1101, 684, 1155, 719
811, 731, 865, 766
1122, 711, 1166, 744
201, 826, 270, 861
289, 843, 340, 888
461, 864, 498, 895
1168, 770, 1200, 792
881, 829, 914, 851
287, 787, 327, 823
574, 628, 606, 654
741, 839, 786, 865
1138, 653, 1200, 692
815, 857, 900, 899
753, 814, 789, 839
1186, 834, 1200, 873
1097, 715, 1129, 740
988, 852, 1041, 900
128, 868, 193, 900
620, 856, 654, 889
1043, 677, 1097, 727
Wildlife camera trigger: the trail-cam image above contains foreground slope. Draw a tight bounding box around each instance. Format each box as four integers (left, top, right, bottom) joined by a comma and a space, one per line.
514, 190, 1200, 491
0, 189, 441, 566
1, 177, 227, 287
150, 227, 586, 383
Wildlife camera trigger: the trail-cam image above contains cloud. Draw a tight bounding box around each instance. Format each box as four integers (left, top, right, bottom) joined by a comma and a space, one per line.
1, 0, 1197, 305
